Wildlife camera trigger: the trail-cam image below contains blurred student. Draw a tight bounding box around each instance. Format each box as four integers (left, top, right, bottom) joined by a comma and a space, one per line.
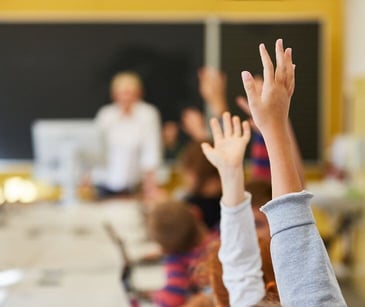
180, 142, 221, 230
93, 72, 162, 198
182, 69, 273, 183
147, 201, 216, 307
181, 67, 228, 143
162, 121, 183, 162
202, 39, 346, 306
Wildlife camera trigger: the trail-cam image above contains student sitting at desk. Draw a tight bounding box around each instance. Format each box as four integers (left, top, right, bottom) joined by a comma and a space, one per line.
147, 201, 218, 307
93, 72, 162, 199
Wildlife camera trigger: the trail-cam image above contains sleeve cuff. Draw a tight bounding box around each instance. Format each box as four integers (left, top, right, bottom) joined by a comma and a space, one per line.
260, 190, 314, 237
220, 192, 252, 214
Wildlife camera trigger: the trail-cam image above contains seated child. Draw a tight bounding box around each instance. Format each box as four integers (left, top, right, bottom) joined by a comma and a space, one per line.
185, 237, 278, 307
202, 39, 346, 306
147, 201, 217, 307
183, 180, 278, 306
180, 142, 222, 230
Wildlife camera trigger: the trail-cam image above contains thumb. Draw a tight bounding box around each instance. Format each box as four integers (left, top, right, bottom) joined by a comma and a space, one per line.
201, 142, 215, 164
241, 71, 259, 106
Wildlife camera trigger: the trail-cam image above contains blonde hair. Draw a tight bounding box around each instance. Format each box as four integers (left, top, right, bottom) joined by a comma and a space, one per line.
110, 71, 143, 95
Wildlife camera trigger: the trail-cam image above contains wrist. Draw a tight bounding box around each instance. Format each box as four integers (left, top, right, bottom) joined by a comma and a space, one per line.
260, 121, 290, 144
218, 164, 243, 179
219, 167, 247, 207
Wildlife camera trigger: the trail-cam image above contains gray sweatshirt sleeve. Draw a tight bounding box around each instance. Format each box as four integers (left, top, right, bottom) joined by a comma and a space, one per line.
261, 190, 347, 307
219, 192, 266, 307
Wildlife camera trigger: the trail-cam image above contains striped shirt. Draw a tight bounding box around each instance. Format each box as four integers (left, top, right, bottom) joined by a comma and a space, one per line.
250, 131, 271, 181
153, 236, 215, 306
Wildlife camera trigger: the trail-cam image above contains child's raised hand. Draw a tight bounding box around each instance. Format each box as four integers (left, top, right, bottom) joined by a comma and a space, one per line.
201, 112, 251, 173
241, 39, 295, 134
181, 108, 209, 141
198, 67, 228, 116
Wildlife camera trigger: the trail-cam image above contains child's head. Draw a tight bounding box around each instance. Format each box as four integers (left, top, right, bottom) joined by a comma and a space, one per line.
180, 142, 221, 197
147, 201, 201, 254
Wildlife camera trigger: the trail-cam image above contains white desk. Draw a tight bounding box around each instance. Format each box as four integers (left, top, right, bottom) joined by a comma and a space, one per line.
308, 180, 364, 278
308, 180, 364, 212
0, 200, 162, 307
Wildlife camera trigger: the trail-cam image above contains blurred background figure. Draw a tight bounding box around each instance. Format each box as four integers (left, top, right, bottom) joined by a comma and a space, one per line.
162, 121, 182, 162
181, 67, 228, 142
93, 72, 162, 199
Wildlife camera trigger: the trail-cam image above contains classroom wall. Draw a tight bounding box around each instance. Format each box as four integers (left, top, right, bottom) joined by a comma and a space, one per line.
0, 0, 344, 149
345, 0, 365, 136
345, 0, 365, 81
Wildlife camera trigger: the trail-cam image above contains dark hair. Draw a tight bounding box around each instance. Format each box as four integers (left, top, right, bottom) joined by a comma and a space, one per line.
148, 201, 200, 254
246, 179, 272, 209
180, 142, 220, 196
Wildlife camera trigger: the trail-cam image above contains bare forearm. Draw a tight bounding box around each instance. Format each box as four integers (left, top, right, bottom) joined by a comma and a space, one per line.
288, 120, 305, 186
262, 124, 302, 198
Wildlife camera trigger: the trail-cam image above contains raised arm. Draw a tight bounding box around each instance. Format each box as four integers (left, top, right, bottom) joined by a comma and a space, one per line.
241, 40, 301, 198
241, 39, 346, 306
202, 113, 265, 306
198, 67, 229, 117
236, 95, 305, 185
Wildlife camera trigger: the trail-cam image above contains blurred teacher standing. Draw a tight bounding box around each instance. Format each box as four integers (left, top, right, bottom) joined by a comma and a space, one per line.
93, 72, 162, 198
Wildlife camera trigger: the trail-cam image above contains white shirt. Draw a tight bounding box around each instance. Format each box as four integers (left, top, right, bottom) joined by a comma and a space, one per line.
219, 192, 265, 306
93, 102, 162, 191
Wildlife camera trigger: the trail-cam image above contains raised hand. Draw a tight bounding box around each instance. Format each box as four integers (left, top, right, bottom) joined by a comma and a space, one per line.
201, 112, 251, 207
241, 39, 295, 134
201, 112, 251, 172
241, 39, 302, 198
198, 67, 228, 116
181, 108, 208, 141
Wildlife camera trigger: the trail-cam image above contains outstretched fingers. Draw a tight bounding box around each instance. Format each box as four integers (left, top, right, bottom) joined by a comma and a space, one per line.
241, 121, 251, 145
210, 117, 223, 145
233, 116, 242, 137
288, 64, 296, 97
275, 38, 286, 84
241, 71, 259, 107
285, 48, 295, 95
259, 43, 275, 83
222, 112, 233, 138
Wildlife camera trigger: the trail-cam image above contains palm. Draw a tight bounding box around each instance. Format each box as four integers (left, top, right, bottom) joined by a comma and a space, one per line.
201, 113, 251, 171
209, 137, 246, 168
241, 39, 295, 134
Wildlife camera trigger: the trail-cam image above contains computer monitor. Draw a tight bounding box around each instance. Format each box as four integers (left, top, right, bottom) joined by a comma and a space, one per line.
32, 119, 104, 203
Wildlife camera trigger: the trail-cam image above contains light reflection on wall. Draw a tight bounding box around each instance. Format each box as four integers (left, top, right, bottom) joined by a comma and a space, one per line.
0, 187, 4, 205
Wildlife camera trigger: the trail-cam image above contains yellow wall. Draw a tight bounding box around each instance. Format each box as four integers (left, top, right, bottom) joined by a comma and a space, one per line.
0, 0, 344, 149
